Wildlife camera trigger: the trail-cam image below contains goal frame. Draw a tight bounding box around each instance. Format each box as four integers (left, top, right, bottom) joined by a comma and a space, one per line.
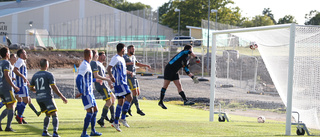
209, 23, 295, 135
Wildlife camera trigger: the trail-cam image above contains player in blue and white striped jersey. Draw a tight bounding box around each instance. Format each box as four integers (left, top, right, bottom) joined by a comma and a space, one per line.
107, 43, 133, 132
13, 49, 40, 124
76, 49, 102, 137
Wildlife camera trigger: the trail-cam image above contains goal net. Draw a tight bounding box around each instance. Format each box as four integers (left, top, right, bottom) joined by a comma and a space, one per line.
210, 24, 320, 131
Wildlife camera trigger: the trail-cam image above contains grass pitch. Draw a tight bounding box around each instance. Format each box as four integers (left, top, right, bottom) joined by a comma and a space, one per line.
0, 99, 319, 137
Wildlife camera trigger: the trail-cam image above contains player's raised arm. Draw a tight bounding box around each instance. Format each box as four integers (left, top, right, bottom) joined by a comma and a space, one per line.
136, 62, 151, 69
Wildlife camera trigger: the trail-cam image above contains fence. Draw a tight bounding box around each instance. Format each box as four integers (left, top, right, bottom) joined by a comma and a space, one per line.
48, 9, 174, 49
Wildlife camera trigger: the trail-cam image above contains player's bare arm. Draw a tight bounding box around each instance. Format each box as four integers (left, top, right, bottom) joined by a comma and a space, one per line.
4, 70, 19, 92
51, 84, 68, 104
136, 62, 151, 69
13, 67, 28, 84
126, 62, 134, 66
127, 70, 133, 77
107, 65, 115, 83
93, 71, 109, 81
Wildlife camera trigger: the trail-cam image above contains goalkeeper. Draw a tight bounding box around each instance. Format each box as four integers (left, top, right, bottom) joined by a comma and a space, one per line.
158, 45, 200, 109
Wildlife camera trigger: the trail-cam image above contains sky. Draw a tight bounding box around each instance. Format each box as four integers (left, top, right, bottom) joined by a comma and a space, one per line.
126, 0, 320, 25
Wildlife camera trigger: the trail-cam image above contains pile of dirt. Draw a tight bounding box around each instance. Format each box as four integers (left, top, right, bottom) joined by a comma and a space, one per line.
24, 50, 83, 69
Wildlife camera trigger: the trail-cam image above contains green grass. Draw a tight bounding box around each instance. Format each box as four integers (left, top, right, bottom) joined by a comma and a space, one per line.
0, 99, 319, 136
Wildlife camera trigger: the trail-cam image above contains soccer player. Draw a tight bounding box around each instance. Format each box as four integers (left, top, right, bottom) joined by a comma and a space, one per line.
0, 54, 18, 122
158, 45, 200, 109
90, 50, 116, 127
76, 49, 102, 137
107, 43, 133, 132
123, 45, 151, 116
14, 49, 40, 124
0, 47, 20, 131
29, 59, 68, 137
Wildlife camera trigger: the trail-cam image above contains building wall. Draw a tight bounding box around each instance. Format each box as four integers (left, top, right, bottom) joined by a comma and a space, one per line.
190, 28, 202, 39
0, 0, 173, 47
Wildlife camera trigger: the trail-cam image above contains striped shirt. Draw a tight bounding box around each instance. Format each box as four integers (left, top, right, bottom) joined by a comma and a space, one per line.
76, 60, 93, 96
14, 58, 27, 87
109, 54, 127, 86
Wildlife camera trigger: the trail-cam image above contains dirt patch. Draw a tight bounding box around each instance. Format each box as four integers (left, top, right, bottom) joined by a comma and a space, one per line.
23, 50, 83, 69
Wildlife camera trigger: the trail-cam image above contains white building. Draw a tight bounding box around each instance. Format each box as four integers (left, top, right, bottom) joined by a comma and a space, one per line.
0, 0, 173, 49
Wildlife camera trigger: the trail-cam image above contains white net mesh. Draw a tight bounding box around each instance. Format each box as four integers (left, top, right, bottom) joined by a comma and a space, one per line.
217, 25, 320, 129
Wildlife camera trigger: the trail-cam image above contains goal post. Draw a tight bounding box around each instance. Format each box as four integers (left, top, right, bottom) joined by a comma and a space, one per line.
209, 24, 296, 135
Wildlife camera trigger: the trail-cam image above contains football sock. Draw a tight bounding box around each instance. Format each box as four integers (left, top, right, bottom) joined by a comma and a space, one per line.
0, 109, 8, 125
114, 105, 122, 124
6, 108, 14, 128
0, 109, 8, 120
121, 101, 130, 119
100, 105, 108, 121
28, 103, 38, 115
179, 91, 187, 101
43, 116, 50, 132
82, 112, 93, 135
109, 105, 115, 119
15, 102, 21, 115
52, 115, 58, 132
91, 111, 97, 133
18, 102, 26, 118
133, 96, 141, 111
160, 88, 166, 102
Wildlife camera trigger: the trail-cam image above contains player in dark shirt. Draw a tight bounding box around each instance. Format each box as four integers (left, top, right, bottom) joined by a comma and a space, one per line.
30, 59, 68, 137
0, 47, 20, 131
158, 45, 200, 109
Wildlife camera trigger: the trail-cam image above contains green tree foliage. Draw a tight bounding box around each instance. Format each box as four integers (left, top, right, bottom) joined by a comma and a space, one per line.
95, 0, 124, 7
158, 0, 173, 23
241, 15, 274, 27
305, 10, 320, 25
277, 15, 296, 24
160, 0, 243, 30
95, 0, 150, 12
115, 2, 151, 12
262, 8, 276, 24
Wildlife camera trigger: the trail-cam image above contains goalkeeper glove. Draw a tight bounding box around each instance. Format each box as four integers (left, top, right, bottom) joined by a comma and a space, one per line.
191, 76, 199, 84
195, 56, 200, 63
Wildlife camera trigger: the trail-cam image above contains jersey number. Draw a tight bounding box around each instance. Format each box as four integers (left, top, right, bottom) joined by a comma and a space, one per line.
35, 77, 45, 90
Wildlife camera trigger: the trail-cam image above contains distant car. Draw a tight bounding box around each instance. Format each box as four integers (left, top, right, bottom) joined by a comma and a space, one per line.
172, 36, 201, 46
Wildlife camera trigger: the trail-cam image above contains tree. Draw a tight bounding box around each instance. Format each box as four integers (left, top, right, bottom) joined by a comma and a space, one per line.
95, 0, 124, 7
305, 10, 320, 25
158, 0, 173, 23
277, 15, 296, 24
240, 15, 274, 27
115, 2, 151, 12
95, 0, 151, 12
160, 0, 243, 31
262, 8, 276, 24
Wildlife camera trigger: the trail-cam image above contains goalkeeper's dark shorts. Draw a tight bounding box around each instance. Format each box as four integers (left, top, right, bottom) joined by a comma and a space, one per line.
164, 65, 179, 81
